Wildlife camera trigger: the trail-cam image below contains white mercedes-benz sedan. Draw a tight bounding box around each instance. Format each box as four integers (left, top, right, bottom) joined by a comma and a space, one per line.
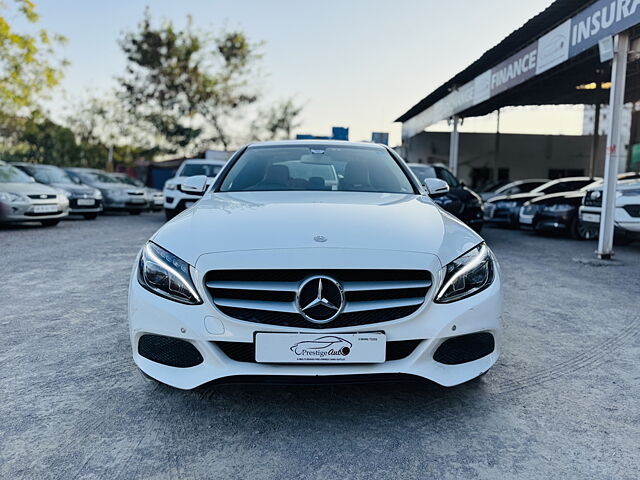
129, 141, 502, 389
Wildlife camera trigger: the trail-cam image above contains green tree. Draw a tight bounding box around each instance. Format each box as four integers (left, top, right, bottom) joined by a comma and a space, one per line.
251, 99, 303, 141
118, 11, 260, 154
0, 0, 67, 113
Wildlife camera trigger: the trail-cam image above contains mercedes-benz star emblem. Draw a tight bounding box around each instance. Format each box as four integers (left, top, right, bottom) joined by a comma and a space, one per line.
313, 235, 327, 243
295, 276, 345, 324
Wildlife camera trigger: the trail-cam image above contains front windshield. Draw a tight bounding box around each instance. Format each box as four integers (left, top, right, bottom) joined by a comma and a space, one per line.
219, 145, 415, 194
0, 165, 33, 183
81, 171, 119, 183
113, 174, 143, 187
29, 166, 75, 184
179, 163, 223, 177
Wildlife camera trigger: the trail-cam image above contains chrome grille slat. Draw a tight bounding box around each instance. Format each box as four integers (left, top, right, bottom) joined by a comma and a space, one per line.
205, 269, 432, 329
342, 280, 431, 291
213, 298, 297, 313
343, 297, 426, 313
206, 280, 298, 292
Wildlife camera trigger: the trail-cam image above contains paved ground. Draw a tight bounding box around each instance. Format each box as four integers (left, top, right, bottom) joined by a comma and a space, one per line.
1, 213, 639, 480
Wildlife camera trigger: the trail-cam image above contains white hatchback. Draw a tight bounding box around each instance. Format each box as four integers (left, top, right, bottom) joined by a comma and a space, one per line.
162, 159, 227, 220
130, 141, 502, 389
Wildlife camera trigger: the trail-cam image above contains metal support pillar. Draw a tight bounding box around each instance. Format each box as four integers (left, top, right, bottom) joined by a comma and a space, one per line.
597, 31, 629, 259
449, 115, 460, 176
588, 100, 600, 178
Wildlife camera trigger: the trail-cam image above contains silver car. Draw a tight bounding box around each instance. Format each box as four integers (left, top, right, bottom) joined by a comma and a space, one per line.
0, 161, 69, 227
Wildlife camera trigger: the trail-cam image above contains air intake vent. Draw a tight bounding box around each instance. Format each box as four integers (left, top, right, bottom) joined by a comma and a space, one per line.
205, 269, 431, 329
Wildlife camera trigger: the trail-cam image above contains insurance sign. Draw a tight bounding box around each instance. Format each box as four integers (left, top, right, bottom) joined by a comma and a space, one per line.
401, 0, 640, 138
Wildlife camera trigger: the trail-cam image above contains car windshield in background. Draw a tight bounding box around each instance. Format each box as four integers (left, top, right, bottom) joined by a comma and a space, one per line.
409, 165, 459, 188
82, 171, 119, 183
219, 145, 415, 194
0, 165, 33, 183
29, 166, 75, 184
114, 175, 143, 187
180, 164, 223, 177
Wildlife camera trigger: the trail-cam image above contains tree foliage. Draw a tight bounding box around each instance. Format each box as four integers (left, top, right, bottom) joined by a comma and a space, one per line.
118, 11, 260, 153
0, 0, 67, 112
252, 99, 303, 141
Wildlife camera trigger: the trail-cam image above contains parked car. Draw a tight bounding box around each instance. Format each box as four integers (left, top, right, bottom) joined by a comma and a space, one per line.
407, 163, 483, 232
13, 163, 103, 220
0, 161, 69, 226
518, 183, 601, 240
480, 179, 549, 202
485, 177, 598, 228
65, 168, 147, 215
579, 179, 640, 244
519, 173, 640, 239
109, 172, 163, 212
130, 141, 502, 389
163, 158, 227, 219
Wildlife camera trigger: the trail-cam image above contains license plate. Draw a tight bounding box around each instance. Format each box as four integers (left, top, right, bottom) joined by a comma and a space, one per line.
77, 199, 95, 206
33, 205, 58, 213
581, 213, 600, 223
520, 216, 533, 224
184, 201, 196, 208
129, 197, 146, 204
255, 332, 386, 363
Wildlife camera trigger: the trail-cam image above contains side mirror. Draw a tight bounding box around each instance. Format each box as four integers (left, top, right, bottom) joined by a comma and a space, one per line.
424, 178, 450, 197
180, 175, 208, 195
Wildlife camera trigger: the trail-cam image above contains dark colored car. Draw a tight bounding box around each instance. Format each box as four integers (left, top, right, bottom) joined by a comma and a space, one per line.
485, 177, 599, 228
13, 162, 103, 220
408, 163, 483, 232
65, 168, 148, 215
480, 178, 549, 202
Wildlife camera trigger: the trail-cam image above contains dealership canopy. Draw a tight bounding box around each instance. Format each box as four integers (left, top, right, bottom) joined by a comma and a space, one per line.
396, 0, 640, 260
396, 0, 640, 138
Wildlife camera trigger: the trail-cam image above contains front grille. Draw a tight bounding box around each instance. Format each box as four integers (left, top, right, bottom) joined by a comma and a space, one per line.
433, 332, 495, 365
205, 269, 432, 329
27, 194, 56, 199
138, 334, 204, 368
127, 190, 145, 196
623, 205, 640, 217
214, 339, 422, 363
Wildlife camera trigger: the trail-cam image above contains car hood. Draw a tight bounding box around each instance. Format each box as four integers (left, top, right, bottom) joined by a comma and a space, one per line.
165, 176, 216, 187
489, 192, 541, 203
50, 183, 96, 195
151, 191, 483, 266
530, 190, 585, 205
0, 182, 58, 195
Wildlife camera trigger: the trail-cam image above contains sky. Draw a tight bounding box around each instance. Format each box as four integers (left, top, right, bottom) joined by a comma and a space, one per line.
30, 0, 584, 147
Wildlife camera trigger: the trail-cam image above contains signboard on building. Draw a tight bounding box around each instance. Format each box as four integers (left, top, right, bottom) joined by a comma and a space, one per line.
402, 0, 640, 138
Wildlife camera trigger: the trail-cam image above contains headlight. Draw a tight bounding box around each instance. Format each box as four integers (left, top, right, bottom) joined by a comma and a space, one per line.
543, 203, 574, 212
93, 189, 103, 200
138, 242, 202, 305
0, 192, 27, 203
165, 184, 177, 190
620, 188, 640, 196
435, 243, 495, 303
55, 188, 71, 198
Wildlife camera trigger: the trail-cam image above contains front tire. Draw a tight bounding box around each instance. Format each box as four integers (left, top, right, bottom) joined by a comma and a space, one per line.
164, 208, 177, 221
40, 219, 60, 227
570, 217, 597, 240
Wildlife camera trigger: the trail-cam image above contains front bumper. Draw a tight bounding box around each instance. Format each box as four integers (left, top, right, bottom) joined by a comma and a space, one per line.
163, 190, 204, 212
0, 200, 68, 223
580, 205, 640, 235
128, 248, 503, 389
68, 197, 103, 214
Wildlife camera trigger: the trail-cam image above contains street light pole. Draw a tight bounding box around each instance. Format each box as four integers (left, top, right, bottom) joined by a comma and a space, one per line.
597, 31, 630, 260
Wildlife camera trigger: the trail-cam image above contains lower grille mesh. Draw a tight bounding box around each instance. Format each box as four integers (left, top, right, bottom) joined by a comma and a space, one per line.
138, 334, 204, 368
214, 340, 422, 363
433, 333, 495, 365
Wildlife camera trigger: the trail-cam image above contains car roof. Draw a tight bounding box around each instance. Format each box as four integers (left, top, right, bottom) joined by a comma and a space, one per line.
181, 158, 227, 165
246, 140, 385, 150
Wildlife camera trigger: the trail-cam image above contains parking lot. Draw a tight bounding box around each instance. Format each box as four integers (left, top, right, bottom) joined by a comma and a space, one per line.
1, 214, 639, 480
